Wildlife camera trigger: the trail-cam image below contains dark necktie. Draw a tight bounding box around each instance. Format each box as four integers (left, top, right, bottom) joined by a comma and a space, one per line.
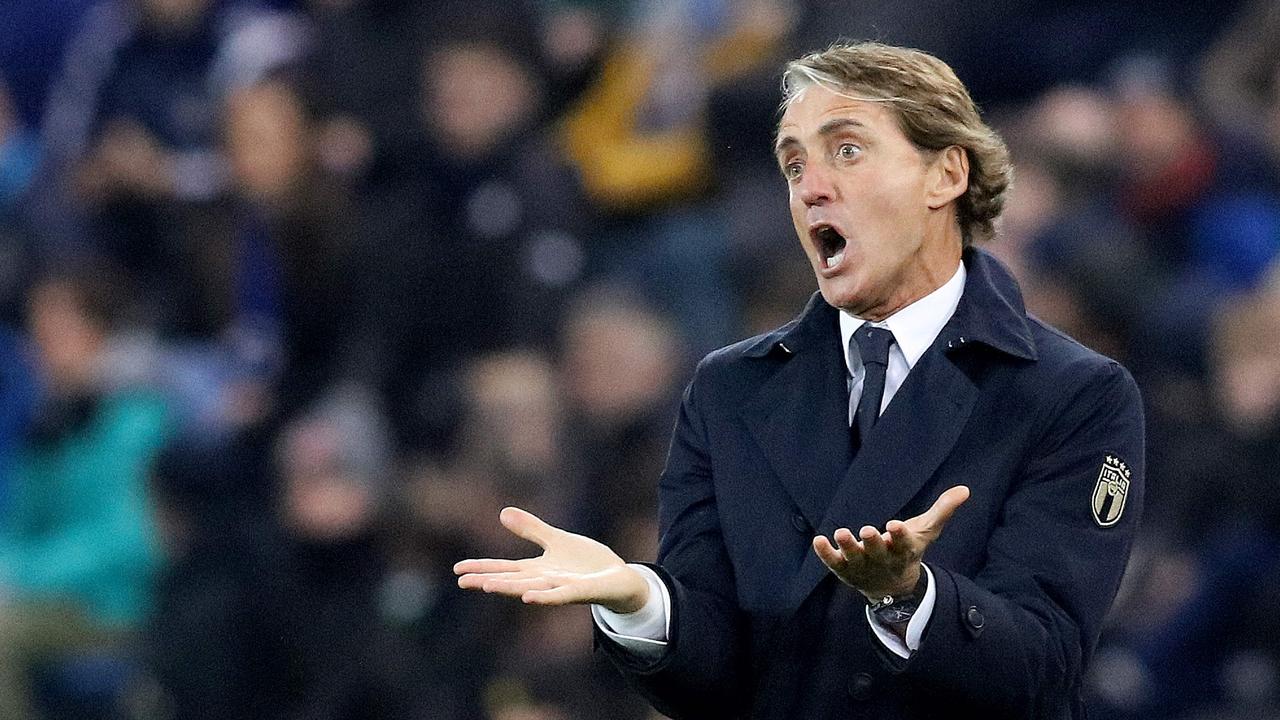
851, 324, 896, 449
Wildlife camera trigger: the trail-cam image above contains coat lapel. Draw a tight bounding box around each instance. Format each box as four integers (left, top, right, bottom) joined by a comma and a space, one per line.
788, 341, 979, 606
741, 302, 852, 530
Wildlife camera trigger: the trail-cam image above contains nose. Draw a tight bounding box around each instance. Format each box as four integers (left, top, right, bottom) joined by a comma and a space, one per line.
795, 162, 835, 207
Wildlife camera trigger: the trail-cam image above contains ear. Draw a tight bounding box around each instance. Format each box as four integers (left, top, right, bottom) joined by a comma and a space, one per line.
925, 146, 969, 210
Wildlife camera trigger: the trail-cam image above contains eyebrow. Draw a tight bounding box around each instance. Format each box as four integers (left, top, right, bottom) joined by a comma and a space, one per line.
774, 118, 869, 157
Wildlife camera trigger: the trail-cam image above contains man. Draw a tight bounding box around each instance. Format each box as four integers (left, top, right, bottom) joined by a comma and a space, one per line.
456, 42, 1144, 719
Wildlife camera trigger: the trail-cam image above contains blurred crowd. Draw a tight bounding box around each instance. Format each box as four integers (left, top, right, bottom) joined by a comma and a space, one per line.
0, 0, 1278, 718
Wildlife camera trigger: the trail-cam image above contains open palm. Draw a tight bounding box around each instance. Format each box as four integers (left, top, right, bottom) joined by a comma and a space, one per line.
813, 485, 971, 599
454, 507, 649, 613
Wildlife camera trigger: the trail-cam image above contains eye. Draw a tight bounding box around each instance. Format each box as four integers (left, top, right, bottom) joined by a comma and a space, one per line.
837, 143, 861, 160
783, 161, 803, 181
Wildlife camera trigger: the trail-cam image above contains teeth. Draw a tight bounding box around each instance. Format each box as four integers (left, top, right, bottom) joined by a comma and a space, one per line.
826, 250, 845, 268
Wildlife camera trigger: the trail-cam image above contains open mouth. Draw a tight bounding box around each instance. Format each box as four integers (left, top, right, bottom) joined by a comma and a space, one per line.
811, 224, 847, 269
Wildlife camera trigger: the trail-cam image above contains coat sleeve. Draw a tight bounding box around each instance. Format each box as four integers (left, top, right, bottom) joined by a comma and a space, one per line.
595, 360, 751, 719
880, 359, 1145, 716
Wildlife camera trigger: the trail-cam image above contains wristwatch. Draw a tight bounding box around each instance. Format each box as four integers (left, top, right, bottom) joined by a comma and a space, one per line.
868, 568, 929, 626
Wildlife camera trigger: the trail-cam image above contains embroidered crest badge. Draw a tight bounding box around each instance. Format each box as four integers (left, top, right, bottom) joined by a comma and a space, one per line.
1092, 455, 1131, 527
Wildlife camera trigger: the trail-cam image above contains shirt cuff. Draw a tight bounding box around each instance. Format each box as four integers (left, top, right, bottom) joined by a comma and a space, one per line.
865, 564, 936, 659
591, 564, 671, 658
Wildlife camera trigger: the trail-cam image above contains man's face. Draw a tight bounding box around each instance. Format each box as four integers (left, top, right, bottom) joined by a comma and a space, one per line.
775, 84, 961, 319
424, 43, 538, 160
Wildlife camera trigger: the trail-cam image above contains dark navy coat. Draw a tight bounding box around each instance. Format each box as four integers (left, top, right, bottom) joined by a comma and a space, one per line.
598, 248, 1145, 719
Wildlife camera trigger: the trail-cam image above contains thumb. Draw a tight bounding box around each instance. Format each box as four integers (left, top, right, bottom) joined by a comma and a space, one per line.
922, 485, 970, 532
499, 507, 559, 549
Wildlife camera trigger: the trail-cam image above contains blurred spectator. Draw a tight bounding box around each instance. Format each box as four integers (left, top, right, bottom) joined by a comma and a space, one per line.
1116, 56, 1279, 380
153, 384, 423, 720
558, 288, 681, 560
0, 270, 167, 720
1004, 85, 1141, 362
397, 350, 576, 719
38, 0, 307, 279
410, 347, 652, 720
245, 385, 414, 720
459, 352, 568, 501
559, 0, 794, 356
300, 0, 427, 189
356, 0, 599, 452
167, 75, 362, 414
1112, 58, 1218, 268
1089, 275, 1280, 720
301, 0, 608, 191
1198, 0, 1280, 166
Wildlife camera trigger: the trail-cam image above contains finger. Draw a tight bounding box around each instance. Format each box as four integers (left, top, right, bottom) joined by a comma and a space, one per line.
499, 506, 558, 549
833, 527, 864, 560
481, 576, 557, 596
859, 525, 891, 560
457, 571, 525, 590
885, 519, 908, 540
453, 558, 522, 575
458, 570, 555, 595
458, 572, 505, 591
886, 521, 923, 555
461, 578, 534, 600
521, 575, 611, 606
916, 485, 971, 533
812, 535, 846, 570
829, 527, 870, 566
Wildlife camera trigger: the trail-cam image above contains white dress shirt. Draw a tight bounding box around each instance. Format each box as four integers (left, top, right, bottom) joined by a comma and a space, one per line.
593, 262, 968, 660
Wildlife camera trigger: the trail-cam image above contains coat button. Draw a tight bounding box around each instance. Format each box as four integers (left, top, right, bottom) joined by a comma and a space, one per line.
848, 672, 874, 699
790, 513, 808, 533
962, 604, 983, 627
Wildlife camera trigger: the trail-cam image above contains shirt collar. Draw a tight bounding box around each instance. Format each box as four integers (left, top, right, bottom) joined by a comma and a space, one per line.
839, 262, 967, 372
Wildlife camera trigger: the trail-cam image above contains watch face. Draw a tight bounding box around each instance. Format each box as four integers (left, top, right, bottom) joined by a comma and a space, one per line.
876, 602, 918, 625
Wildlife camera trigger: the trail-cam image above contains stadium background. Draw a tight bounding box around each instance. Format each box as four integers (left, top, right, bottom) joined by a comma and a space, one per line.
1, 0, 1278, 718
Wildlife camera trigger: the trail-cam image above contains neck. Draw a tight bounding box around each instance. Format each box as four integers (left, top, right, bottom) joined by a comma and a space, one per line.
854, 240, 962, 322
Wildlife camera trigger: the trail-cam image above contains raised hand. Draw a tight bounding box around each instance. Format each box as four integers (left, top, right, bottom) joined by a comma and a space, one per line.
454, 507, 650, 614
813, 485, 970, 600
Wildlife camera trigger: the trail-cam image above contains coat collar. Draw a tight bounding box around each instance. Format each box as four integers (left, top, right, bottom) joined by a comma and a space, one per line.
941, 246, 1038, 361
740, 290, 837, 359
743, 247, 1037, 362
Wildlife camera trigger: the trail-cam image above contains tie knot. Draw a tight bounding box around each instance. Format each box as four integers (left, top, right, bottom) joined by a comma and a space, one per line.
852, 324, 895, 368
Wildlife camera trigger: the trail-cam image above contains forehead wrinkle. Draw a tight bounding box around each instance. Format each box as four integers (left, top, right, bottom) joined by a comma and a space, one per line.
817, 117, 869, 137
774, 116, 871, 157
777, 88, 892, 148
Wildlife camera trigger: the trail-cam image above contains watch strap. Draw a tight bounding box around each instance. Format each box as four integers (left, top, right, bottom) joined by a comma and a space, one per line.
869, 567, 929, 625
